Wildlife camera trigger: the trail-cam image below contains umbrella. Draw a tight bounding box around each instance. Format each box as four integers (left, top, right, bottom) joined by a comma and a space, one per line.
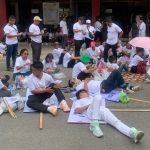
129, 37, 150, 49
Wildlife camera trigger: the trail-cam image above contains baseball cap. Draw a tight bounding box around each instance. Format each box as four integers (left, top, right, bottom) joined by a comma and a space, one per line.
33, 16, 42, 21
86, 19, 91, 24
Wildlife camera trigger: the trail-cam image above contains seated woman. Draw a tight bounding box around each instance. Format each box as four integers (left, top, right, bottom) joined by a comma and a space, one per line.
42, 53, 59, 74
27, 61, 70, 115
13, 49, 31, 79
63, 47, 79, 68
74, 89, 144, 143
72, 53, 97, 81
0, 79, 11, 97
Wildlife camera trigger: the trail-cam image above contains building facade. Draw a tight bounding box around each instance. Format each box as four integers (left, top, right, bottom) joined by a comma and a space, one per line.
0, 0, 150, 38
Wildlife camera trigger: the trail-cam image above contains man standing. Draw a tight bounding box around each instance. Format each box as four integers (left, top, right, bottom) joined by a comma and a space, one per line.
60, 16, 68, 49
29, 16, 43, 62
104, 17, 123, 62
3, 15, 22, 71
73, 17, 84, 56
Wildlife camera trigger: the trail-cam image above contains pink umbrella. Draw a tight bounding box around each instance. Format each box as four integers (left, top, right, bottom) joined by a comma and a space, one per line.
129, 37, 150, 49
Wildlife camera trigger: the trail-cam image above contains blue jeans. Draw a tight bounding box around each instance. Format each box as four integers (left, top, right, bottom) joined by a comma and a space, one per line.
6, 44, 18, 69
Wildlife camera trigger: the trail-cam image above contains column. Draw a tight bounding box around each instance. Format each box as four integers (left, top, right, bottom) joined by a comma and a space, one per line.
0, 0, 7, 38
92, 0, 100, 23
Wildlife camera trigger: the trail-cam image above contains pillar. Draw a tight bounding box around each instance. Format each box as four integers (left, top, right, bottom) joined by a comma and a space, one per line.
92, 0, 100, 23
0, 0, 7, 38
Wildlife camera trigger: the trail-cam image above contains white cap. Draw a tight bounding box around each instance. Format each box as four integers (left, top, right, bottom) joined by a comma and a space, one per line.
86, 19, 91, 24
33, 16, 42, 21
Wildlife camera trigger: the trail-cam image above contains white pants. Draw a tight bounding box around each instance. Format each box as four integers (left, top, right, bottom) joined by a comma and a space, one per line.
87, 95, 131, 137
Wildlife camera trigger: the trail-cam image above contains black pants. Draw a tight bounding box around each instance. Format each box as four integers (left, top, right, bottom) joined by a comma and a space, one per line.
61, 34, 68, 49
101, 70, 125, 93
85, 38, 92, 48
31, 41, 42, 62
27, 89, 65, 112
104, 43, 117, 62
67, 59, 75, 68
74, 40, 83, 56
58, 53, 65, 64
94, 31, 101, 42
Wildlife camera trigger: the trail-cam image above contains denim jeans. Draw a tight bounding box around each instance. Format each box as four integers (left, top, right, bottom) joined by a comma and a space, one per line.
6, 43, 18, 69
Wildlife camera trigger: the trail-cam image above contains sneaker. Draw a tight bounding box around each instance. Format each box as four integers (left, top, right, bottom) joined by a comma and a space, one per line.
89, 121, 103, 138
126, 87, 135, 94
59, 100, 70, 112
130, 127, 144, 143
48, 105, 58, 116
131, 85, 141, 91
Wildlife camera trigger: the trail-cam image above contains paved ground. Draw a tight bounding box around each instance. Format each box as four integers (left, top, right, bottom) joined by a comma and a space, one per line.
0, 43, 150, 150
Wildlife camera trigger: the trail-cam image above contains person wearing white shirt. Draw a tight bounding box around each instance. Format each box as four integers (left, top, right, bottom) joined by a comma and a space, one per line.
94, 16, 102, 42
63, 47, 79, 68
129, 48, 144, 73
86, 41, 100, 61
42, 53, 59, 74
74, 89, 144, 142
52, 42, 65, 64
0, 79, 11, 97
60, 16, 68, 48
3, 15, 23, 71
13, 49, 31, 79
73, 17, 84, 56
138, 17, 146, 37
83, 19, 96, 48
104, 17, 123, 62
29, 16, 43, 62
26, 61, 70, 115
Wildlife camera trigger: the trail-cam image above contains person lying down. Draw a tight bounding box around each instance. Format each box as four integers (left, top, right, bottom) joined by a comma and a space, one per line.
74, 89, 144, 143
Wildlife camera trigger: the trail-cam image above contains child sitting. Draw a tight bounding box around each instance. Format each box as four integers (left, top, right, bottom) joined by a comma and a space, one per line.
52, 41, 66, 64
27, 61, 70, 115
74, 89, 144, 143
63, 47, 79, 68
13, 49, 31, 79
42, 53, 59, 74
0, 79, 11, 97
128, 47, 146, 74
106, 56, 119, 71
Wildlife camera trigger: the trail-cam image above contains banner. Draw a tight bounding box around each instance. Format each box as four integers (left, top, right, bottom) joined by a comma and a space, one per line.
43, 2, 59, 25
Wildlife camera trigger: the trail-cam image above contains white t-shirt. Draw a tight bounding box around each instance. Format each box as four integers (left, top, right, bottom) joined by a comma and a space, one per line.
27, 73, 55, 96
60, 20, 68, 35
3, 24, 18, 45
106, 23, 122, 45
139, 22, 146, 37
42, 59, 57, 72
87, 47, 100, 60
63, 52, 73, 67
107, 62, 119, 70
76, 80, 102, 96
52, 48, 64, 64
29, 23, 42, 43
83, 25, 96, 40
129, 55, 144, 67
14, 56, 31, 74
94, 21, 102, 32
73, 22, 84, 40
98, 45, 104, 52
0, 80, 4, 89
72, 62, 86, 79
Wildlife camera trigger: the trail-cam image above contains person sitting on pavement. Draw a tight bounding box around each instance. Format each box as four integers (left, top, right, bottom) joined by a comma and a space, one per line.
0, 79, 11, 97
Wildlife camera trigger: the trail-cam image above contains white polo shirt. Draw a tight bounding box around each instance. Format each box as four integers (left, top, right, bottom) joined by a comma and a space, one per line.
94, 21, 102, 32
83, 25, 96, 40
27, 73, 55, 96
129, 55, 144, 67
72, 62, 86, 78
139, 22, 146, 37
87, 47, 100, 60
3, 24, 18, 45
0, 80, 4, 89
14, 56, 31, 74
73, 22, 84, 40
106, 23, 122, 45
29, 23, 42, 43
42, 59, 57, 72
60, 20, 68, 35
63, 52, 73, 67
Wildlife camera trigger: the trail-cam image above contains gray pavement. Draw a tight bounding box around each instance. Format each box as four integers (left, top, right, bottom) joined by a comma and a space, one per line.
0, 43, 150, 150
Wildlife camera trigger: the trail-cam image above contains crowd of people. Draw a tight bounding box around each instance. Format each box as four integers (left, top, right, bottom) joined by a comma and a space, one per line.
0, 14, 149, 144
